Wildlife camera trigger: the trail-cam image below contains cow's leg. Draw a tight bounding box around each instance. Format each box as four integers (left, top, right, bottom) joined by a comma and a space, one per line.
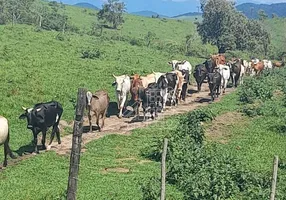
32, 129, 39, 154
55, 126, 61, 145
3, 139, 8, 167
101, 109, 107, 130
119, 95, 126, 118
41, 129, 47, 150
162, 91, 168, 111
96, 114, 101, 132
181, 83, 187, 101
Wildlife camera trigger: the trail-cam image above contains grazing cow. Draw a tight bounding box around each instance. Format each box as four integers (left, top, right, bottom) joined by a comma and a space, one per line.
228, 59, 242, 87
251, 61, 264, 76
86, 90, 110, 132
130, 74, 144, 116
193, 64, 208, 92
19, 101, 63, 153
0, 116, 16, 167
207, 70, 222, 101
112, 74, 131, 118
262, 59, 273, 70
218, 64, 230, 93
157, 72, 178, 111
139, 83, 162, 121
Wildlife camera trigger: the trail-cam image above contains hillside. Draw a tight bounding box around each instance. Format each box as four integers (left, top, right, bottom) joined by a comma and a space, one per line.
73, 2, 99, 10
236, 2, 286, 19
130, 10, 169, 18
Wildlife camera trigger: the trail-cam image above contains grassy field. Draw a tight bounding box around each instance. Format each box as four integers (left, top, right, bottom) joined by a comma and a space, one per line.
0, 2, 286, 199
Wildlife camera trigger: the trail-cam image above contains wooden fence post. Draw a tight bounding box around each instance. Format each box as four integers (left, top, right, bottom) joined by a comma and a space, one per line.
67, 88, 86, 200
270, 155, 279, 200
160, 138, 168, 200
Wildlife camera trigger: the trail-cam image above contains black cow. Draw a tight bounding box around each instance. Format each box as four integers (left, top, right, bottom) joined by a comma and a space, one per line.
228, 60, 241, 87
193, 64, 207, 92
139, 83, 162, 121
19, 101, 63, 153
203, 59, 215, 73
207, 70, 222, 101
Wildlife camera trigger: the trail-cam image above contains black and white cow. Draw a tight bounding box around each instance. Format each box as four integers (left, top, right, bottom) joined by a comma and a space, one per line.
157, 72, 178, 111
207, 70, 222, 101
138, 83, 162, 121
19, 101, 63, 153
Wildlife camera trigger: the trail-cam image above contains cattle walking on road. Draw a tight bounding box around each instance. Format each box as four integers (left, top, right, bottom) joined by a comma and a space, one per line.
207, 70, 222, 102
0, 116, 16, 167
19, 101, 63, 153
86, 90, 110, 132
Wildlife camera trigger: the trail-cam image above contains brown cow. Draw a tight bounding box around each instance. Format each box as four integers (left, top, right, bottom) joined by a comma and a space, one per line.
251, 61, 264, 76
130, 74, 144, 116
86, 90, 110, 132
211, 54, 226, 67
140, 73, 156, 88
174, 70, 186, 102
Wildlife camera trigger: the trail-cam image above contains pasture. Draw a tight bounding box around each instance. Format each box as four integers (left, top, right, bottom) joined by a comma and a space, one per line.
0, 3, 286, 199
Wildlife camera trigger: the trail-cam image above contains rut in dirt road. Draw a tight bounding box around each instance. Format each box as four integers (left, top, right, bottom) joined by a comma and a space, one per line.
0, 84, 235, 170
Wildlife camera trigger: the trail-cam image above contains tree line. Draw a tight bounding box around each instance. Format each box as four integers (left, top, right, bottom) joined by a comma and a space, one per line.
197, 0, 270, 56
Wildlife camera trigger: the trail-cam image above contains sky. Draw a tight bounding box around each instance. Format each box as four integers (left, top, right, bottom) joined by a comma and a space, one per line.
56, 0, 286, 16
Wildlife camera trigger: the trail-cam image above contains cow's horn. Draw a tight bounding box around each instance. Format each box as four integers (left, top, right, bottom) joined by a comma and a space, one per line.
22, 106, 27, 110
112, 74, 116, 78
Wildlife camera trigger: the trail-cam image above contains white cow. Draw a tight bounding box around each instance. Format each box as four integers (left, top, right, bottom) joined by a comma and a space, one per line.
262, 59, 273, 70
112, 74, 131, 118
0, 116, 16, 167
168, 60, 192, 72
218, 64, 230, 93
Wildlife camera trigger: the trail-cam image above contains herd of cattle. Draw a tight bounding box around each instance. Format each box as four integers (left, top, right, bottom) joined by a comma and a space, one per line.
0, 54, 284, 168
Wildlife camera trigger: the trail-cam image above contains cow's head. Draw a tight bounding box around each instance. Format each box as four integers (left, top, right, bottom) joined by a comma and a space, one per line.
168, 60, 179, 70
19, 106, 38, 129
112, 74, 129, 93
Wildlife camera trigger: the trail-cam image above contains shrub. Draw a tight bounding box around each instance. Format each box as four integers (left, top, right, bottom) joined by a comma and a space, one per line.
141, 177, 160, 200
81, 48, 102, 59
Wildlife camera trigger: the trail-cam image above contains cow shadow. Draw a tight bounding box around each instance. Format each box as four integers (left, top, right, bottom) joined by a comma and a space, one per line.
106, 102, 118, 117
195, 98, 211, 103
82, 125, 100, 133
14, 143, 46, 156
188, 89, 198, 94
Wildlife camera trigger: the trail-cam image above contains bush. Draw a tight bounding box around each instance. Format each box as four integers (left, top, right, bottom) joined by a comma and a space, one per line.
81, 48, 102, 59
238, 77, 274, 104
141, 177, 160, 200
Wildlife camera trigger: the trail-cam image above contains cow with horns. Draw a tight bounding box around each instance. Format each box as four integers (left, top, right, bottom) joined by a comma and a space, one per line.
19, 101, 63, 154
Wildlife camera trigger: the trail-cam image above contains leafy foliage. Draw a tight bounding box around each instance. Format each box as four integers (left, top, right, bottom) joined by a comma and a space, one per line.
97, 0, 126, 29
197, 0, 270, 55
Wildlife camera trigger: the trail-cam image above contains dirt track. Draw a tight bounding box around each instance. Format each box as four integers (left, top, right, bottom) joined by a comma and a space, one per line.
1, 83, 234, 169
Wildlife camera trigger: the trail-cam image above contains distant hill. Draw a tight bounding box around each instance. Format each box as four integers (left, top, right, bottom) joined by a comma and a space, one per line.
73, 2, 99, 10
130, 10, 169, 18
236, 3, 286, 19
172, 12, 202, 18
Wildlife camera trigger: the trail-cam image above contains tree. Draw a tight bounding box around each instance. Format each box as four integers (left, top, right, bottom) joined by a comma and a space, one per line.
97, 0, 126, 29
145, 31, 156, 47
30, 0, 48, 28
258, 9, 268, 21
197, 0, 238, 52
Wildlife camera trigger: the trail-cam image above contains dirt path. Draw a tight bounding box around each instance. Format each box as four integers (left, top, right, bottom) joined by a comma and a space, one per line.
1, 84, 234, 169
51, 84, 235, 155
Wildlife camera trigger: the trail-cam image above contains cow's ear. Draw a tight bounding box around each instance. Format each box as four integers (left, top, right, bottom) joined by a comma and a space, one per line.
19, 113, 26, 119
92, 95, 99, 100
112, 81, 116, 86
168, 61, 172, 65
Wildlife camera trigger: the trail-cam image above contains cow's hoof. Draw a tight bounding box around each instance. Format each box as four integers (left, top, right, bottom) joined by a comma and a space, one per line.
47, 145, 52, 150
32, 152, 38, 155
